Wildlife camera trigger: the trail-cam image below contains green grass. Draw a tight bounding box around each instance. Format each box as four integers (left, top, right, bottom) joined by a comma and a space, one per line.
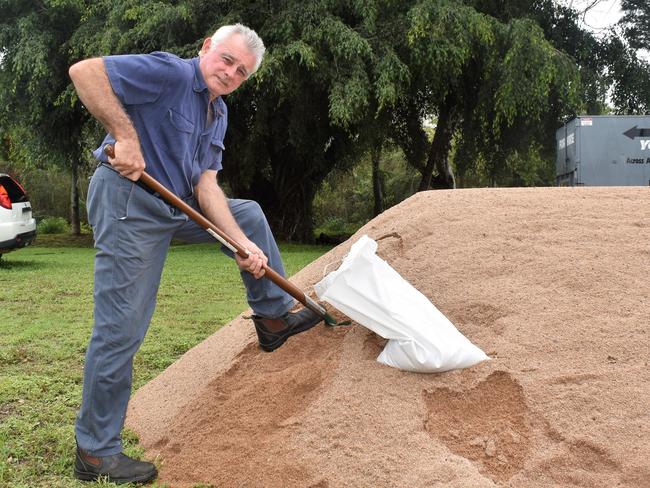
0, 235, 331, 487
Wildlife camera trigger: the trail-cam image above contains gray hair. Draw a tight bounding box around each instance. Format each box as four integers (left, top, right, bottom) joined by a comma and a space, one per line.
210, 23, 265, 74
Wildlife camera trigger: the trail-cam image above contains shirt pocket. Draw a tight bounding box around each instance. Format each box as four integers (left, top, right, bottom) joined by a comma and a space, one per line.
159, 109, 195, 164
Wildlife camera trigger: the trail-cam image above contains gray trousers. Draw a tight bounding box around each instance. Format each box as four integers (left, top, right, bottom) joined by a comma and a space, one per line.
75, 165, 294, 455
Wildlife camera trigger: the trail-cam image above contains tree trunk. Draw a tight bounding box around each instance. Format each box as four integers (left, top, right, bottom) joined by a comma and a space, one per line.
248, 172, 317, 243
274, 188, 316, 242
70, 159, 80, 235
418, 97, 456, 191
371, 145, 385, 216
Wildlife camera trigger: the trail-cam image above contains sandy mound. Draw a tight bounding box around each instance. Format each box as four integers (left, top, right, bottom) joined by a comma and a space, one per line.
126, 187, 650, 487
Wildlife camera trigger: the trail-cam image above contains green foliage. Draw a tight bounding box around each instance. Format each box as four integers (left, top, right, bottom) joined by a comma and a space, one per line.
599, 35, 650, 114
67, 0, 198, 58
314, 216, 358, 238
374, 49, 411, 112
0, 0, 86, 161
313, 147, 418, 233
37, 217, 70, 234
494, 19, 560, 128
407, 0, 496, 97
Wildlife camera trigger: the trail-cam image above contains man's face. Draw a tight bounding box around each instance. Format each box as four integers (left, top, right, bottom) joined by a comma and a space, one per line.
199, 33, 257, 99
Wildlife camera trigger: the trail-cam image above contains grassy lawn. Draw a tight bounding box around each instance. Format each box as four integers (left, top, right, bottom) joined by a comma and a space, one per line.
0, 235, 331, 487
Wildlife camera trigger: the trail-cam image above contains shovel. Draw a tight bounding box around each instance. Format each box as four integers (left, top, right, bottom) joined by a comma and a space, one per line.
104, 144, 339, 326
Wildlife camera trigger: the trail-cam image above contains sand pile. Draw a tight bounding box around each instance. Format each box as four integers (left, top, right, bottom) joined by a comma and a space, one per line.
126, 187, 650, 487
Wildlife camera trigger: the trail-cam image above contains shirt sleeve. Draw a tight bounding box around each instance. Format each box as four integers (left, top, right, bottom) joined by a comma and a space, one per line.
104, 52, 172, 106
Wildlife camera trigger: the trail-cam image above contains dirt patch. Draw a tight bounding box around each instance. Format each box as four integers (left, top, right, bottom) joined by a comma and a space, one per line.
0, 402, 17, 422
153, 324, 347, 487
423, 371, 532, 482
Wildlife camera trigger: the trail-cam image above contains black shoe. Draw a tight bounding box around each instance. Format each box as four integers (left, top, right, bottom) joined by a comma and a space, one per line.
252, 307, 323, 352
74, 443, 157, 484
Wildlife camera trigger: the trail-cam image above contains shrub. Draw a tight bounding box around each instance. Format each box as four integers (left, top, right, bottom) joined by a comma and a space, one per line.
37, 217, 70, 234
313, 147, 418, 237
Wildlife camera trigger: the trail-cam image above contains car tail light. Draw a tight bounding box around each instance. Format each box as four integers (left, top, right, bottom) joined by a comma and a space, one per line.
0, 184, 11, 209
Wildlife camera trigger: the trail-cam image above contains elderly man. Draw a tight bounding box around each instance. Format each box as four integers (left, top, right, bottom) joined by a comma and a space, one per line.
68, 24, 321, 484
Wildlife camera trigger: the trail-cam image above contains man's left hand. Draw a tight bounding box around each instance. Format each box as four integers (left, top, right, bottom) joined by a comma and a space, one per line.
235, 239, 268, 279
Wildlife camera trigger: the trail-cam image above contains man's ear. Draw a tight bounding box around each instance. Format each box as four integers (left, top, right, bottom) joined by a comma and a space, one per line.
200, 37, 212, 56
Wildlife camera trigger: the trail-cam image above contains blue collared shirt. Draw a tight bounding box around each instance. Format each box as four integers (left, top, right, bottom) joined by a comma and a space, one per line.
93, 52, 227, 200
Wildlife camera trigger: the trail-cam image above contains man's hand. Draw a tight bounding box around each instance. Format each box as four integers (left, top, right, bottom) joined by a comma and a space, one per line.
108, 139, 146, 181
195, 170, 269, 279
235, 239, 268, 279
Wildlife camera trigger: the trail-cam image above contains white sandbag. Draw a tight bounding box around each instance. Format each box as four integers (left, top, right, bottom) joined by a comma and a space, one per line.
314, 235, 489, 373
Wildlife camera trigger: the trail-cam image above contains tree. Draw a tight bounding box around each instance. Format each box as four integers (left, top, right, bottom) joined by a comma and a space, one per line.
621, 0, 650, 51
404, 0, 582, 189
599, 34, 650, 114
0, 0, 89, 233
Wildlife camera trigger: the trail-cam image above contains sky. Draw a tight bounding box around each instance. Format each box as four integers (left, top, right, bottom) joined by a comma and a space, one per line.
558, 0, 649, 60
565, 0, 625, 32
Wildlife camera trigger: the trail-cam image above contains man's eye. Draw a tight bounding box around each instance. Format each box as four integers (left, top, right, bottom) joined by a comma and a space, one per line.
222, 56, 233, 64
237, 68, 247, 77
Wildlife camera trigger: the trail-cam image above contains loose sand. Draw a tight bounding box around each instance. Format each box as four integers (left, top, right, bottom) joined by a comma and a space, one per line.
126, 187, 650, 487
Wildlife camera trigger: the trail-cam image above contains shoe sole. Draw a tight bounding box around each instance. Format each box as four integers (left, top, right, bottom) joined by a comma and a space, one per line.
74, 468, 157, 484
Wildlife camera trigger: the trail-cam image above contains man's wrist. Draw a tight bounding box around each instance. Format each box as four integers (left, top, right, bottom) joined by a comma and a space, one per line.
112, 129, 140, 144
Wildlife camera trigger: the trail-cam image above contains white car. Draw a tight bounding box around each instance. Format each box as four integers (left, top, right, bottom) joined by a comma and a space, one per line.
0, 173, 36, 259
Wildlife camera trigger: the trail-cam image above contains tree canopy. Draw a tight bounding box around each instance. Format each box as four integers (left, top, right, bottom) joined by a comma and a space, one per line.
1, 0, 648, 240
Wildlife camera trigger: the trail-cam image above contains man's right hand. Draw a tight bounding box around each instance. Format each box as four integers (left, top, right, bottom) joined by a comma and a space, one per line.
108, 139, 146, 181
